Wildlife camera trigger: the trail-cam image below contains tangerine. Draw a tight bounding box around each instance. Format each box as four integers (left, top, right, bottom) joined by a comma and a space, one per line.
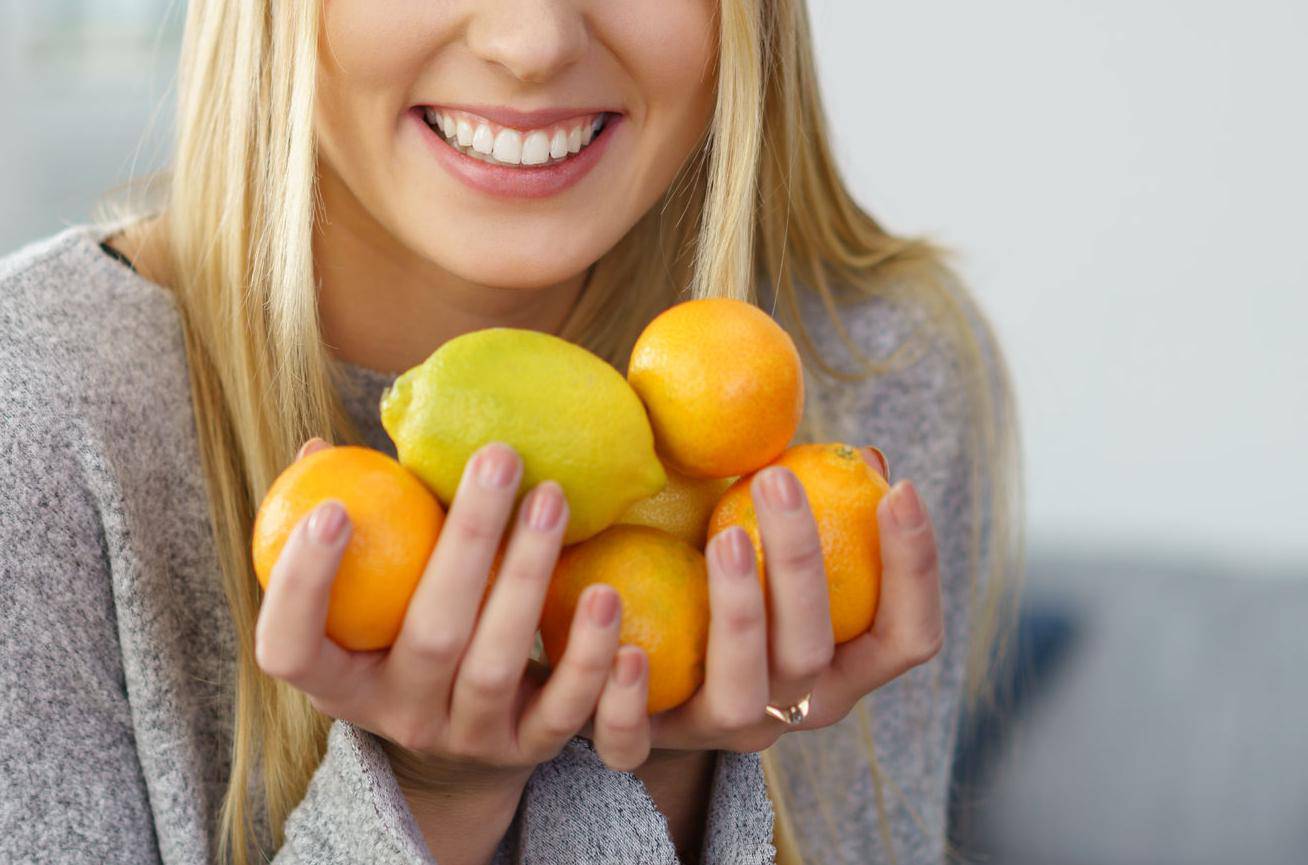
541, 525, 709, 714
707, 443, 890, 644
251, 446, 444, 652
617, 463, 735, 548
627, 298, 804, 478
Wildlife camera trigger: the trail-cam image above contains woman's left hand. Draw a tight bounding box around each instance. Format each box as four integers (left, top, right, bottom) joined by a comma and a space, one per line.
581, 446, 945, 763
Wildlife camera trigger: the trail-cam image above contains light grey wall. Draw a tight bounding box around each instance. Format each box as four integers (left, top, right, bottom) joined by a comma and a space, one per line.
809, 0, 1308, 569
0, 1, 179, 249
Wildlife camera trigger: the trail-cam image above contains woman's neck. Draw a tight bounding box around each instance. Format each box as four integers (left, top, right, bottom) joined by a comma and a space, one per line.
314, 168, 588, 375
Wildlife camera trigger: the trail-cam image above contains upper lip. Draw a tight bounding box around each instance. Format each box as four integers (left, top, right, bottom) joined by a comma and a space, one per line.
419, 103, 620, 130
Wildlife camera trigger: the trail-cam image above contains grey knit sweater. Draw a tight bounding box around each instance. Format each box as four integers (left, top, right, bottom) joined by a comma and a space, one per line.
0, 225, 1003, 864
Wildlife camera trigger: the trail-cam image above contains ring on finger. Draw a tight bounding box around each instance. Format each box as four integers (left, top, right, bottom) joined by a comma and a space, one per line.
764, 691, 813, 726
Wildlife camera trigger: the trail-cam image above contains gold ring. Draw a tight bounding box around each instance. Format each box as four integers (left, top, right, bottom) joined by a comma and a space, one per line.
764, 692, 813, 726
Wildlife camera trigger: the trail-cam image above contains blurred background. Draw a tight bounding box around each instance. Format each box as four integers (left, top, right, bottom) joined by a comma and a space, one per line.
2, 1, 1304, 863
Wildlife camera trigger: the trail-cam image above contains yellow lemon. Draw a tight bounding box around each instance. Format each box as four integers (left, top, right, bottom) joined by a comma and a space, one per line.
381, 328, 666, 544
617, 463, 735, 548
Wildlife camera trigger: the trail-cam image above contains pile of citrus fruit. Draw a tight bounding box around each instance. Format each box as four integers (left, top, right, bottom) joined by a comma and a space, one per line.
252, 298, 890, 714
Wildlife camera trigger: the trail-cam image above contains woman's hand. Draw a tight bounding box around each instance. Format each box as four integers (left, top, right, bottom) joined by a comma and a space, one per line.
597, 446, 945, 757
253, 439, 652, 785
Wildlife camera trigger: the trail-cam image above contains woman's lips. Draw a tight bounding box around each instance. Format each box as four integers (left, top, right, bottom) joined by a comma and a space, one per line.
410, 106, 621, 200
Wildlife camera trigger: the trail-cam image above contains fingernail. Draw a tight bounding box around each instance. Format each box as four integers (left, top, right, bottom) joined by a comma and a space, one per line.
525, 483, 564, 531
589, 587, 620, 627
308, 501, 348, 544
296, 437, 325, 461
759, 467, 803, 512
476, 444, 518, 490
889, 481, 925, 529
614, 649, 644, 686
714, 527, 754, 577
863, 446, 890, 481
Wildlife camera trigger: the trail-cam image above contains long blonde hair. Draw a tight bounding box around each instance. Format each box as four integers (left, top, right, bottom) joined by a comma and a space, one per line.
154, 1, 1023, 863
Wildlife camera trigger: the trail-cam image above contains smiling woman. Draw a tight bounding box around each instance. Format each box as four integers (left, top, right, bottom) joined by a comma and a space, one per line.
0, 1, 1022, 864
312, 0, 716, 305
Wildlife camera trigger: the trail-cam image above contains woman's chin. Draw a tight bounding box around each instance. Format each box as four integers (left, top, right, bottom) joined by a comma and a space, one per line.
421, 249, 595, 292
397, 228, 603, 292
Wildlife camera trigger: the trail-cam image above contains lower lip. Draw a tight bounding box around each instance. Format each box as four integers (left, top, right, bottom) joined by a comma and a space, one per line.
410, 108, 620, 200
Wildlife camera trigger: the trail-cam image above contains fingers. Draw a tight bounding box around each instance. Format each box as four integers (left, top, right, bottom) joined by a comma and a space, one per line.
648, 525, 771, 751
823, 479, 944, 707
296, 437, 331, 461
873, 480, 944, 661
254, 501, 379, 715
517, 584, 622, 762
591, 646, 651, 771
699, 528, 769, 729
389, 443, 523, 710
447, 482, 569, 747
750, 467, 834, 701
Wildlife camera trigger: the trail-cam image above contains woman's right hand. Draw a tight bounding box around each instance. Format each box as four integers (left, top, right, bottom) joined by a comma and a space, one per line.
253, 439, 653, 787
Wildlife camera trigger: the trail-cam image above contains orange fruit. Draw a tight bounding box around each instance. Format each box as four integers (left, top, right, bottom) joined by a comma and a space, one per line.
252, 446, 444, 652
707, 443, 891, 644
616, 463, 736, 548
627, 298, 804, 478
541, 525, 709, 714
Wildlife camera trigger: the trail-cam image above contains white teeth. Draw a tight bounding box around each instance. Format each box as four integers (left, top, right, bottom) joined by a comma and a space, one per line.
550, 129, 568, 160
471, 123, 495, 155
427, 110, 607, 166
521, 130, 551, 165
492, 128, 522, 164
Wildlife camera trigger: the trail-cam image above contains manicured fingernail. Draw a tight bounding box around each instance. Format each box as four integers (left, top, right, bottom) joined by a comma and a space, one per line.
889, 481, 925, 529
308, 501, 348, 544
863, 446, 890, 480
525, 483, 564, 531
614, 649, 644, 686
476, 444, 518, 489
296, 437, 325, 461
759, 467, 802, 512
589, 587, 620, 627
715, 527, 754, 577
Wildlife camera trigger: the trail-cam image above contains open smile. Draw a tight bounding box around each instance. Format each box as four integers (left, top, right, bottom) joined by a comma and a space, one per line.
411, 104, 622, 199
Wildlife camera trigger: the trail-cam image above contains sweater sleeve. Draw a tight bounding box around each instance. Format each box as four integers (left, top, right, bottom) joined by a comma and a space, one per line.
0, 345, 163, 862
765, 265, 1018, 865
0, 386, 467, 865
271, 721, 453, 865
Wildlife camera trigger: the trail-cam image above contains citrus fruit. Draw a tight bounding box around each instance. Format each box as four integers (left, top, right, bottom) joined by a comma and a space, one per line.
380, 328, 666, 544
707, 442, 891, 644
541, 525, 709, 714
616, 463, 735, 548
627, 298, 804, 478
251, 446, 444, 651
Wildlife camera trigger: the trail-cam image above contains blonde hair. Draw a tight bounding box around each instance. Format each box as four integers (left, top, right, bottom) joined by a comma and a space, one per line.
150, 1, 1023, 863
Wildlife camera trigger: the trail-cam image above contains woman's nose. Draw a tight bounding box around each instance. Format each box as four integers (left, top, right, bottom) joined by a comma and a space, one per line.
464, 0, 589, 84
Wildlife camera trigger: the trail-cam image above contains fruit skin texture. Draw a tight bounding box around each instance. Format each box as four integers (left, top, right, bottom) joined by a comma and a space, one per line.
627, 298, 804, 479
381, 328, 667, 544
616, 463, 736, 548
541, 525, 709, 714
707, 443, 891, 644
251, 446, 444, 652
